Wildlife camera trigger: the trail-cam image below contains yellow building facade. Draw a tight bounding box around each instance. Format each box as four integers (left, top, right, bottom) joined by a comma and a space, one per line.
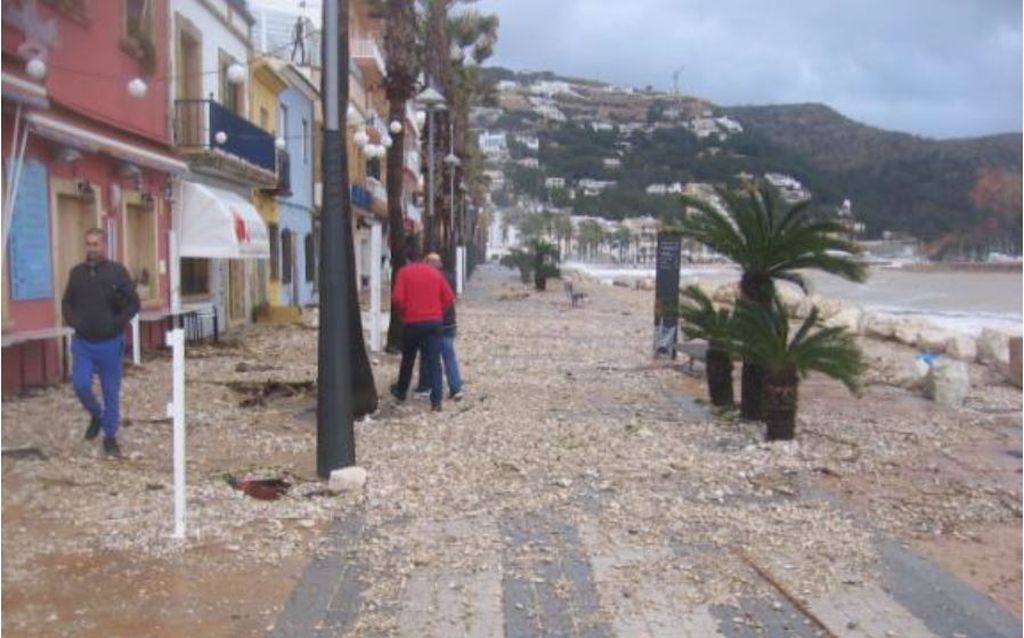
250, 58, 289, 312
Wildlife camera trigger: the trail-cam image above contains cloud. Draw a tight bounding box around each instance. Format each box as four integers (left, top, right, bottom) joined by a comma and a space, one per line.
477, 0, 1022, 138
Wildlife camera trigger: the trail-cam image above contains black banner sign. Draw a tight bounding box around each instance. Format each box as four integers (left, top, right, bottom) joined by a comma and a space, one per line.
653, 232, 682, 358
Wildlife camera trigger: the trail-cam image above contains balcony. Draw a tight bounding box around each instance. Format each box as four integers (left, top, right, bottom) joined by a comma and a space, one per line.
351, 38, 386, 78
174, 99, 276, 175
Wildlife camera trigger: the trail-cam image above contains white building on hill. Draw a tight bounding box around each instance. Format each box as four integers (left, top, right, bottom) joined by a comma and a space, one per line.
478, 130, 508, 157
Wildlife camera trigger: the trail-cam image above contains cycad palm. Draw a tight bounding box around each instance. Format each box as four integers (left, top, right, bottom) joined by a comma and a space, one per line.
679, 286, 734, 407
674, 185, 867, 419
732, 297, 864, 440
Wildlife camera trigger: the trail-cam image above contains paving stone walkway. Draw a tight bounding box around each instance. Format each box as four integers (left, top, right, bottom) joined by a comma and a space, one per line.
269, 265, 1021, 637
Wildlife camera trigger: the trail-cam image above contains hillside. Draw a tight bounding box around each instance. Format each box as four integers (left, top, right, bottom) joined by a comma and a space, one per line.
479, 68, 1022, 245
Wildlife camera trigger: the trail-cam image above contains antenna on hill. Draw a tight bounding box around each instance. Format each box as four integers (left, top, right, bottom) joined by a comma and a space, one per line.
672, 66, 684, 97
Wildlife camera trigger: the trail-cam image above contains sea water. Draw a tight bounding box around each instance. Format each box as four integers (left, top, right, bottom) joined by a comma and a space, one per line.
564, 262, 1023, 336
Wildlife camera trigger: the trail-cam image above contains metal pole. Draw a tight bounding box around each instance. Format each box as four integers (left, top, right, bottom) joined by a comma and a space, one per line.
427, 105, 435, 252
317, 0, 355, 475
369, 221, 382, 351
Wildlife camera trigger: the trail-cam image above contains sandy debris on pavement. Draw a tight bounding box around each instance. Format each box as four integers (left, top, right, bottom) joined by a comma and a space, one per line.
2, 266, 1020, 630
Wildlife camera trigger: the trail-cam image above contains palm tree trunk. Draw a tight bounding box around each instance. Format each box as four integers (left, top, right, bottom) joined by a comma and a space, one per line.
762, 367, 798, 440
739, 275, 773, 420
706, 342, 734, 407
337, 4, 377, 417
385, 95, 407, 352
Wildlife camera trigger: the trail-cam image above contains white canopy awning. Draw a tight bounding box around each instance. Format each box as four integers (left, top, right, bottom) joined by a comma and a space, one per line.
179, 182, 269, 259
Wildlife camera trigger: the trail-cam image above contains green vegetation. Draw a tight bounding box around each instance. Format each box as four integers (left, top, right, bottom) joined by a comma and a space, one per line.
679, 286, 735, 408
731, 298, 864, 440
671, 186, 866, 420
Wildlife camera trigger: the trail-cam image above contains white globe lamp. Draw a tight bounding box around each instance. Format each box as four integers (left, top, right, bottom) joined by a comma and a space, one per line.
227, 63, 246, 85
214, 131, 228, 145
275, 137, 287, 151
389, 120, 402, 134
26, 57, 47, 80
127, 78, 148, 98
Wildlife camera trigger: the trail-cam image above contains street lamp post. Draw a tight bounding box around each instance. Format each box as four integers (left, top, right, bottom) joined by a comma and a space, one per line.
443, 151, 460, 270
317, 0, 355, 476
415, 86, 446, 253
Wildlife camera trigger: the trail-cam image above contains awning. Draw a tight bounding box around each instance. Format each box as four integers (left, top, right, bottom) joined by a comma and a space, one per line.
2, 72, 49, 108
26, 111, 188, 175
179, 182, 269, 259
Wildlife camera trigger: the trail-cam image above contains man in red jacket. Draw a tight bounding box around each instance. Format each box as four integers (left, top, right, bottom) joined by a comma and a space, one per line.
390, 247, 455, 411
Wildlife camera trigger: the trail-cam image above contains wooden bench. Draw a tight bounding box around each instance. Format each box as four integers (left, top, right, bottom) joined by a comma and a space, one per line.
564, 281, 588, 308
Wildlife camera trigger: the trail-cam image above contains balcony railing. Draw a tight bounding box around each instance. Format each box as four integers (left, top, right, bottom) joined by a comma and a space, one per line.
174, 99, 276, 173
351, 184, 372, 210
351, 38, 386, 77
366, 176, 387, 203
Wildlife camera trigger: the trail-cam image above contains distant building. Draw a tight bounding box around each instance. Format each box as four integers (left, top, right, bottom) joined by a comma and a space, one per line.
478, 131, 508, 157
591, 122, 615, 132
483, 169, 506, 189
514, 134, 540, 152
603, 157, 622, 169
497, 80, 519, 92
578, 178, 617, 196
516, 157, 540, 168
545, 177, 566, 189
529, 80, 575, 97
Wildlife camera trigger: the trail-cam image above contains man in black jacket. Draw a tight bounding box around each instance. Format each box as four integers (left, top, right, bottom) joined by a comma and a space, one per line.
62, 228, 139, 457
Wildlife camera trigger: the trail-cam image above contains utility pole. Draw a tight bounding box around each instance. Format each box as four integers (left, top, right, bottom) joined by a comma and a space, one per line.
317, 0, 355, 476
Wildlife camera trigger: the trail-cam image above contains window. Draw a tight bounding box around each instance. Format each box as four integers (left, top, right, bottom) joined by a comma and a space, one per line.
304, 233, 315, 282
302, 118, 309, 164
218, 51, 243, 115
268, 223, 280, 281
281, 229, 293, 284
124, 201, 158, 302
181, 258, 210, 296
123, 0, 156, 73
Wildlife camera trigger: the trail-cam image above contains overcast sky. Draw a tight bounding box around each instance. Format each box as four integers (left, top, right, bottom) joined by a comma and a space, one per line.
476, 0, 1022, 139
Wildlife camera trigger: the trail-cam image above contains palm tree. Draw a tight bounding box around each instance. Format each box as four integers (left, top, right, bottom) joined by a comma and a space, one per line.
381, 0, 420, 353
527, 239, 560, 290
732, 297, 863, 440
674, 185, 867, 420
329, 0, 377, 416
577, 220, 605, 262
679, 286, 734, 408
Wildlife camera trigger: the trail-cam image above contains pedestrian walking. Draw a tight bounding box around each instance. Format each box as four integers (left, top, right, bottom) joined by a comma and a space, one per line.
413, 253, 463, 401
390, 246, 455, 411
61, 228, 139, 457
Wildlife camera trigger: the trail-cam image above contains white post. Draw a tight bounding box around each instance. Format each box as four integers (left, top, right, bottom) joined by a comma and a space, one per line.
131, 315, 141, 365
169, 229, 181, 315
166, 328, 186, 539
456, 246, 465, 295
369, 221, 382, 352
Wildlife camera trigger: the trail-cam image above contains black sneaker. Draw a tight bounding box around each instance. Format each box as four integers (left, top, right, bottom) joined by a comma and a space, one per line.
449, 390, 464, 401
84, 416, 101, 441
102, 437, 122, 459
431, 403, 442, 412
389, 384, 406, 402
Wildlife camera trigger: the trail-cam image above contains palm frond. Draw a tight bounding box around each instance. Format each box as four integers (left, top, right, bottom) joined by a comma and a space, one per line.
679, 286, 733, 343
732, 296, 864, 393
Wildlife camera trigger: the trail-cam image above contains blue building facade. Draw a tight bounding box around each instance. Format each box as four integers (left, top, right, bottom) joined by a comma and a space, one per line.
276, 75, 317, 307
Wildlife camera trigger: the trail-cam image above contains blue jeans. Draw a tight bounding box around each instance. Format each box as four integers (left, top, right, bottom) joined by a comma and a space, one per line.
416, 328, 462, 395
397, 321, 443, 406
71, 335, 125, 439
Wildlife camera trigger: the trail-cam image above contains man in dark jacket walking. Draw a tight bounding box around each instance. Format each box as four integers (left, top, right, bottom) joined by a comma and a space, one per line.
390, 247, 455, 411
62, 228, 140, 457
